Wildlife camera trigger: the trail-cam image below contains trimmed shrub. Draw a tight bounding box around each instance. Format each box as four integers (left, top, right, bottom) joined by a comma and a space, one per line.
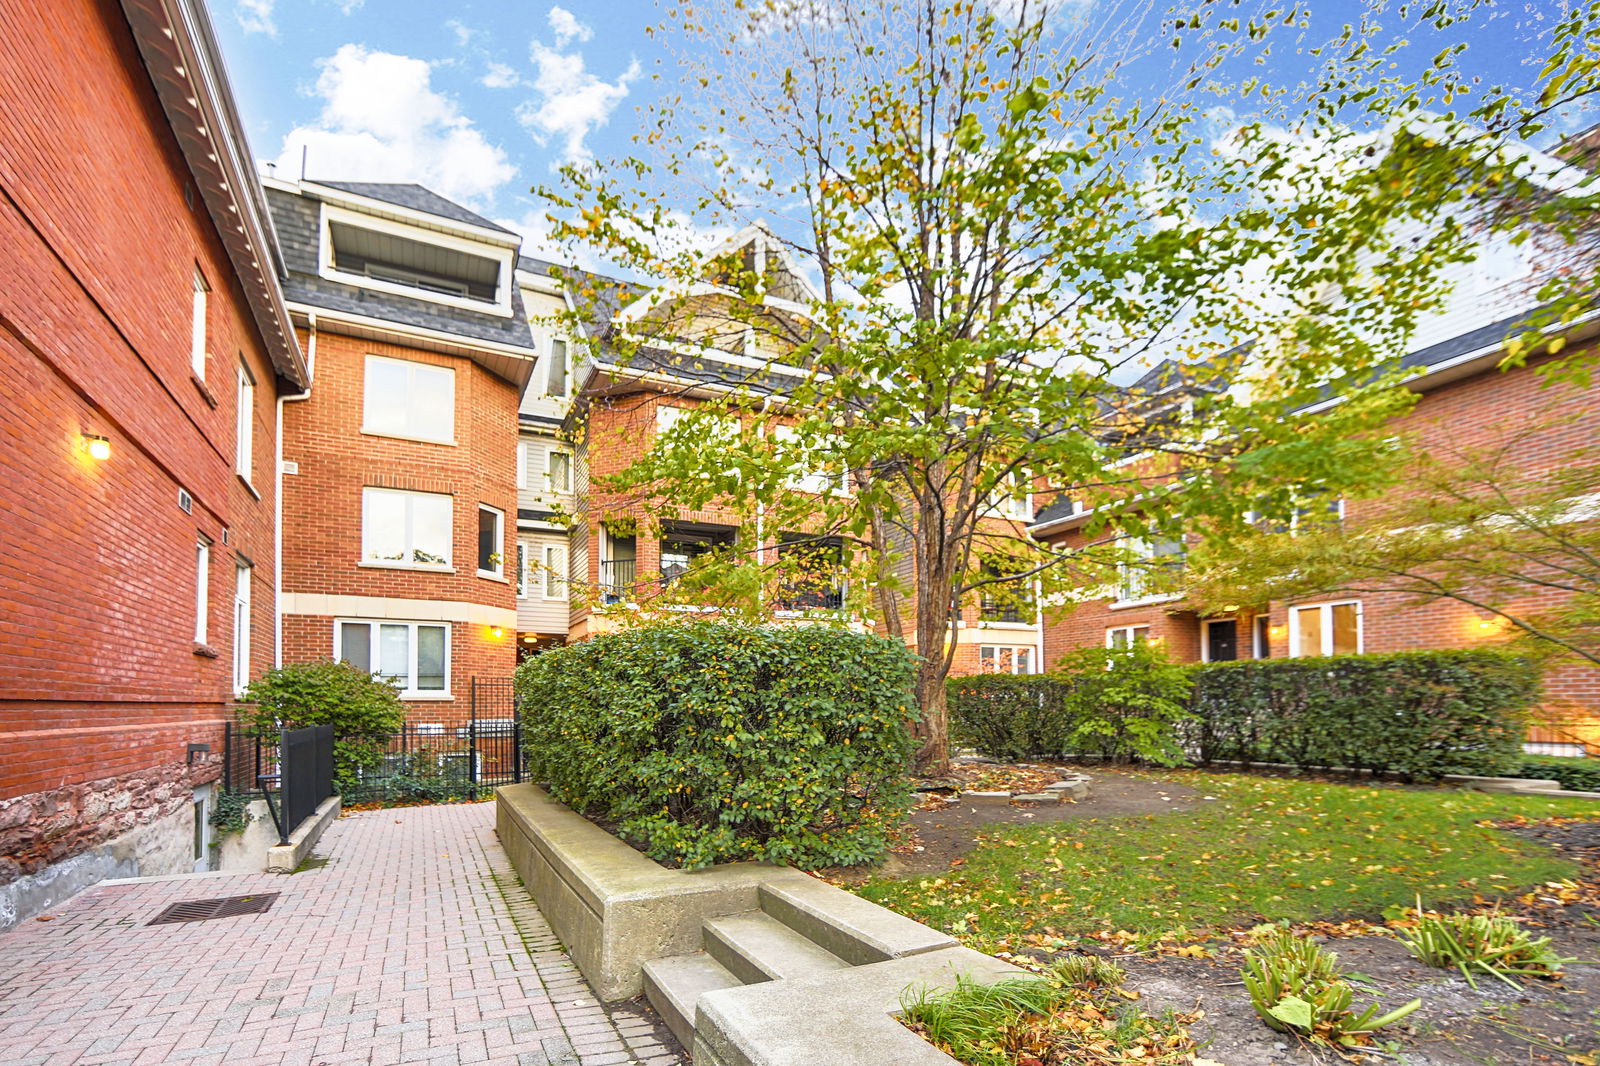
516, 621, 917, 869
237, 659, 406, 785
947, 674, 1073, 761
948, 643, 1193, 763
1504, 754, 1600, 792
1189, 649, 1538, 780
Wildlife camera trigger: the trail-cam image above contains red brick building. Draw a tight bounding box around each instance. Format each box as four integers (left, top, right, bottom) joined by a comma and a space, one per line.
1031, 318, 1600, 754
263, 178, 539, 725
0, 0, 308, 927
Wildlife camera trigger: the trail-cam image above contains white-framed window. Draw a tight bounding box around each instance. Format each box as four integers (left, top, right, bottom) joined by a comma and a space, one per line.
477, 504, 504, 577
547, 339, 569, 398
232, 562, 251, 693
335, 619, 450, 697
773, 423, 847, 496
235, 363, 254, 482
1115, 537, 1184, 604
546, 449, 572, 494
986, 469, 1032, 520
194, 536, 211, 644
362, 354, 455, 444
516, 543, 528, 599
361, 488, 453, 569
1288, 600, 1362, 657
542, 543, 566, 599
1106, 625, 1150, 649
190, 268, 209, 379
979, 645, 1035, 674
1253, 615, 1272, 659
516, 442, 529, 489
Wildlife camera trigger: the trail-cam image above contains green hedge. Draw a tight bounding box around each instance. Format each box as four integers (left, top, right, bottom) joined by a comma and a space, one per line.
1504, 754, 1600, 792
516, 621, 916, 869
948, 643, 1193, 764
1189, 649, 1539, 780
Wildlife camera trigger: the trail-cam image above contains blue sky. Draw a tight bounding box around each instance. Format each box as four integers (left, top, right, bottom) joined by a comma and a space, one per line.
213, 0, 1588, 261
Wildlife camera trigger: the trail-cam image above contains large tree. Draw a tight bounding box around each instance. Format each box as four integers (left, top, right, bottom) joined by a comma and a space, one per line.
540, 0, 1600, 774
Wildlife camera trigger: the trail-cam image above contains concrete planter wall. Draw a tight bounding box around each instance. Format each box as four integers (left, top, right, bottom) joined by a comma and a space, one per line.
495, 784, 1030, 1065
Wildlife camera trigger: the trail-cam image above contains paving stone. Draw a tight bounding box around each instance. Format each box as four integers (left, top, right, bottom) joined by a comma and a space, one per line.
0, 803, 685, 1066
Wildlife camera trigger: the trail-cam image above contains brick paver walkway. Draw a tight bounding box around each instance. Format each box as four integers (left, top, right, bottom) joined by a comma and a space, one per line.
0, 801, 684, 1066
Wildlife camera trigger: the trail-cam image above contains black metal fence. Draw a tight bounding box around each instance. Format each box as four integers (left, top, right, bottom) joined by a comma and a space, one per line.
223, 677, 525, 808
277, 724, 334, 843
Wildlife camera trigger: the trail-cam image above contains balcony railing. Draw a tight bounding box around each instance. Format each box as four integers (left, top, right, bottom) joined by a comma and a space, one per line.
599, 558, 636, 603
979, 599, 1033, 624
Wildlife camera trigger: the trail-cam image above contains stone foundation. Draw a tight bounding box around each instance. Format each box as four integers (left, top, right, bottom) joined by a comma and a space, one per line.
0, 761, 218, 931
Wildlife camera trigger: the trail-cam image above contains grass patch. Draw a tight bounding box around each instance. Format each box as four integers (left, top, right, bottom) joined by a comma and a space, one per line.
856, 772, 1600, 941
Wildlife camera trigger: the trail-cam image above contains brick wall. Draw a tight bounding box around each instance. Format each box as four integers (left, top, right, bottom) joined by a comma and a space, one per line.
1039, 350, 1600, 740
0, 0, 283, 882
278, 329, 519, 719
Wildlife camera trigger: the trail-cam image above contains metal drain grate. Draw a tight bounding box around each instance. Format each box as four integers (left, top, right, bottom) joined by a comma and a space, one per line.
147, 893, 280, 926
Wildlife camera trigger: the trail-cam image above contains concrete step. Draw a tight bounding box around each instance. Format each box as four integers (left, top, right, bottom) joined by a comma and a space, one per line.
757, 873, 956, 966
703, 910, 852, 985
642, 951, 743, 1051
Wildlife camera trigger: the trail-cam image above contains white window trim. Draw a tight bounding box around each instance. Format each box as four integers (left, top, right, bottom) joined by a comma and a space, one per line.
1287, 600, 1364, 658
1106, 624, 1150, 649
542, 544, 566, 600
545, 448, 573, 494
190, 269, 209, 380
235, 363, 255, 484
1111, 536, 1185, 608
515, 543, 528, 599
978, 644, 1037, 674
232, 562, 252, 694
333, 618, 453, 699
516, 442, 529, 490
361, 354, 457, 446
546, 337, 570, 398
477, 504, 505, 578
985, 471, 1033, 521
194, 536, 211, 645
317, 203, 515, 318
361, 487, 455, 571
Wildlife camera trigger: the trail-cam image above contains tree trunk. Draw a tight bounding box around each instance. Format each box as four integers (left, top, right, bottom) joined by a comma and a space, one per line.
911, 657, 951, 777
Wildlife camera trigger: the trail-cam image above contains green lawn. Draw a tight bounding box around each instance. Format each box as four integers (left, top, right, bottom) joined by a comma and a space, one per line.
855, 772, 1600, 942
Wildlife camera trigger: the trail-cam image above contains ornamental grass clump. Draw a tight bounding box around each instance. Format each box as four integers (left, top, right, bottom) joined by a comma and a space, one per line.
517, 621, 916, 869
1399, 902, 1575, 989
901, 958, 1195, 1066
1242, 927, 1420, 1046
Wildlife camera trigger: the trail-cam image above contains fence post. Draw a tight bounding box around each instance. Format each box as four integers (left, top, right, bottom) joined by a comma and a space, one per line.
513, 718, 523, 784
468, 715, 479, 786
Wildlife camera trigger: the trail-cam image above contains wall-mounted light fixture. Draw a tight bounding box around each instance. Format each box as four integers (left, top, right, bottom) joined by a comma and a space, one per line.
490, 626, 505, 639
81, 433, 111, 461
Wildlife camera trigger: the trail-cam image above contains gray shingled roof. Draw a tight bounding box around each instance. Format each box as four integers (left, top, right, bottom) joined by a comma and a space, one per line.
314, 181, 515, 235
264, 185, 538, 356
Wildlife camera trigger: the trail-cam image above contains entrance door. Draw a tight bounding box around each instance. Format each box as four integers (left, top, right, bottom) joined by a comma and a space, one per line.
192, 784, 213, 872
1206, 620, 1239, 662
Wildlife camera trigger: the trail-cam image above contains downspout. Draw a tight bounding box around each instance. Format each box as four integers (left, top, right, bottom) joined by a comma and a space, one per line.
274, 313, 316, 667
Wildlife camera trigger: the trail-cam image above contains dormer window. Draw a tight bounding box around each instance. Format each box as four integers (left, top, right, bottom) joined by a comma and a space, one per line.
317, 203, 514, 316
329, 222, 498, 301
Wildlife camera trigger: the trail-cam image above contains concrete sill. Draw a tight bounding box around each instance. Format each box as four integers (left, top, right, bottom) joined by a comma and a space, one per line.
191, 374, 218, 408
192, 642, 220, 658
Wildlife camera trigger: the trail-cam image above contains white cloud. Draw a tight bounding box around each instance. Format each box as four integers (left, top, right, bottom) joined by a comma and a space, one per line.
446, 19, 474, 47
237, 0, 276, 36
517, 11, 640, 167
547, 6, 593, 46
275, 44, 517, 205
482, 62, 520, 89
